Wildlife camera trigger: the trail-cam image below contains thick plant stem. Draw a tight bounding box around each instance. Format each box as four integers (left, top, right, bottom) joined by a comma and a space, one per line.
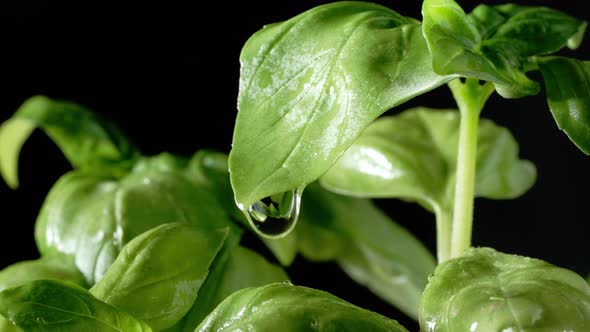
435, 207, 452, 263
448, 78, 495, 260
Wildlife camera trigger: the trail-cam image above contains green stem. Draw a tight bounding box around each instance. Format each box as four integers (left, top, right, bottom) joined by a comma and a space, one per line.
448, 78, 495, 259
434, 207, 451, 263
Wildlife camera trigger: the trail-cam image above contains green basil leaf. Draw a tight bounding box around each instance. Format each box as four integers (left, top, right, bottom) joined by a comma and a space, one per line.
422, 0, 586, 98
196, 283, 409, 332
297, 183, 435, 320
229, 1, 452, 216
0, 95, 139, 189
0, 280, 152, 331
538, 57, 590, 154
90, 223, 228, 331
320, 108, 536, 213
419, 247, 590, 331
0, 256, 87, 332
35, 153, 234, 285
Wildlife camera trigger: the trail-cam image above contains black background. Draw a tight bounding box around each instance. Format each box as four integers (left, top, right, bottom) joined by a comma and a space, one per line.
1, 0, 589, 330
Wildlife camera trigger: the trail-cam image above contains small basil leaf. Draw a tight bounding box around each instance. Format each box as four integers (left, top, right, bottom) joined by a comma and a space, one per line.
419, 247, 590, 331
320, 108, 536, 213
0, 95, 139, 189
538, 57, 590, 154
297, 183, 435, 320
196, 283, 409, 332
422, 0, 586, 98
34, 153, 234, 285
0, 280, 152, 331
230, 1, 452, 213
90, 223, 228, 331
0, 256, 87, 332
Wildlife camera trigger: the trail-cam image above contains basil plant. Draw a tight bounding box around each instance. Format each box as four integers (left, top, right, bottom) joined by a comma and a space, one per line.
1, 0, 590, 331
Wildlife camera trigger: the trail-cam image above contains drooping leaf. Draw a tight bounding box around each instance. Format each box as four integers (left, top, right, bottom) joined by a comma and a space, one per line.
0, 95, 139, 189
296, 182, 435, 320
419, 247, 590, 331
422, 0, 586, 98
0, 280, 152, 331
539, 57, 590, 154
34, 152, 234, 285
0, 256, 87, 332
229, 1, 452, 219
196, 283, 409, 332
89, 223, 228, 331
320, 108, 536, 214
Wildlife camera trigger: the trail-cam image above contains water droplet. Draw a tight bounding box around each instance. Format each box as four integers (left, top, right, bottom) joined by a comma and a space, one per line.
246, 186, 304, 238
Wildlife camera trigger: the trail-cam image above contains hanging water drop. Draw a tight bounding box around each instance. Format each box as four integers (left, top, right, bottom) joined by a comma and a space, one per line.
246, 186, 304, 238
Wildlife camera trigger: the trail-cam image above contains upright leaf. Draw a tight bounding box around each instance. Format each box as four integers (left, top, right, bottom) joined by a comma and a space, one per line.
419, 247, 590, 331
422, 0, 586, 98
539, 57, 590, 154
0, 95, 139, 188
90, 223, 228, 331
230, 1, 451, 218
0, 280, 151, 331
196, 283, 409, 332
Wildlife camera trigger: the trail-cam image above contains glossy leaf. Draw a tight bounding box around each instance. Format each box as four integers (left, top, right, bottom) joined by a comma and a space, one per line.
539, 57, 590, 154
0, 256, 87, 332
296, 182, 434, 319
229, 1, 452, 215
0, 280, 152, 331
90, 223, 227, 331
419, 247, 590, 331
196, 283, 409, 332
34, 152, 233, 285
0, 95, 139, 189
320, 108, 536, 213
422, 0, 586, 98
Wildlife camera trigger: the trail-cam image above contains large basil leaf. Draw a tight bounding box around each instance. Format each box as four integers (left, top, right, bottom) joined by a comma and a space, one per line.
320, 108, 536, 214
229, 1, 452, 215
539, 57, 590, 154
419, 247, 590, 331
0, 256, 87, 332
0, 95, 139, 189
296, 182, 434, 320
90, 223, 228, 331
196, 283, 409, 332
422, 0, 586, 98
0, 280, 152, 331
34, 152, 233, 285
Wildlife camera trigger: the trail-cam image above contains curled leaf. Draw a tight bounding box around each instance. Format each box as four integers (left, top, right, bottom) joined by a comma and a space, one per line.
0, 95, 139, 188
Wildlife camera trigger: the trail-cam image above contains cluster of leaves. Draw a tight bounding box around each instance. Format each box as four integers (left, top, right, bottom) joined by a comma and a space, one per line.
1, 0, 590, 331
